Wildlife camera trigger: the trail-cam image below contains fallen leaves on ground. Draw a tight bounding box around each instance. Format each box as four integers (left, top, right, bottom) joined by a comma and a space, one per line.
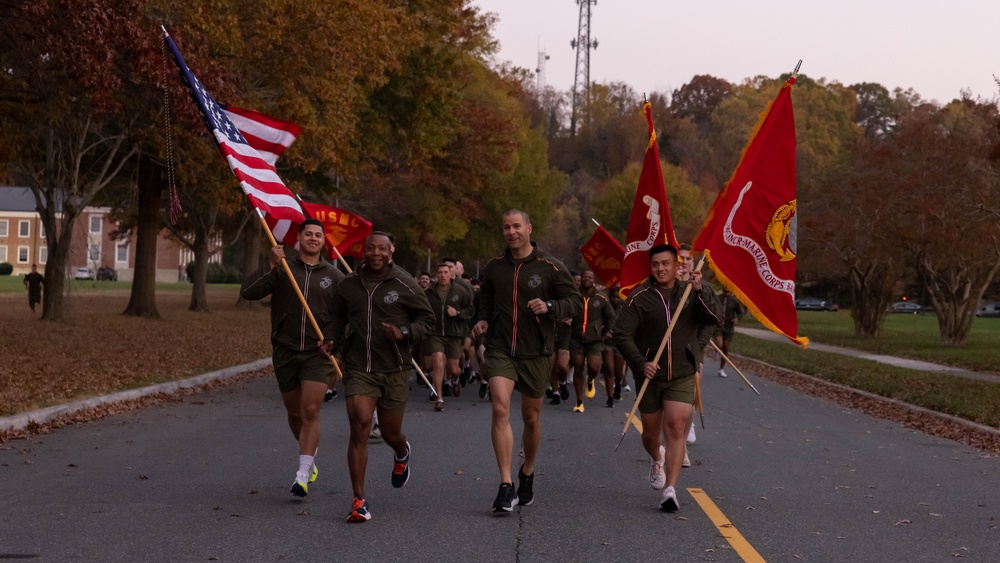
0, 288, 272, 441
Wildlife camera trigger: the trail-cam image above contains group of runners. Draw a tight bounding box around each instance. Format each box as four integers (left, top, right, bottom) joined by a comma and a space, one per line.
240, 209, 745, 522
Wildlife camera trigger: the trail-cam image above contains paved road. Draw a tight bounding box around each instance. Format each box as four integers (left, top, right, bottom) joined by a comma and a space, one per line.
2, 359, 998, 562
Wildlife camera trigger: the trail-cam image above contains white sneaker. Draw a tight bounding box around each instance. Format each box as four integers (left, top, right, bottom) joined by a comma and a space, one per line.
659, 486, 679, 512
648, 445, 666, 490
369, 423, 382, 440
718, 368, 728, 378
682, 448, 691, 468
623, 384, 632, 393
687, 425, 696, 445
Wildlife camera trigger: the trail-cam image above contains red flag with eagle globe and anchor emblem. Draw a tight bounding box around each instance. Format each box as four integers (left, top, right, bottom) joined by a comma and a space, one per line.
693, 77, 808, 348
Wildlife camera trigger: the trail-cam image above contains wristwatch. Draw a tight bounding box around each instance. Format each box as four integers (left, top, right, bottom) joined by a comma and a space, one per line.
545, 300, 554, 312
399, 325, 410, 339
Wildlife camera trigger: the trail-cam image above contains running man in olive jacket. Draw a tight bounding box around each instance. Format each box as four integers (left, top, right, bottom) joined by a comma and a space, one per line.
328, 231, 435, 523
424, 262, 475, 409
611, 244, 720, 513
472, 209, 581, 513
240, 219, 344, 498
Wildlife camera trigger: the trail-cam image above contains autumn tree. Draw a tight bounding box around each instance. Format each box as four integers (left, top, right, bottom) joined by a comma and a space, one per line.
0, 0, 156, 321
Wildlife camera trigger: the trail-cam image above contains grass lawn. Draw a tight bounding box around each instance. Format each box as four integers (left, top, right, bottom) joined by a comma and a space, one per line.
743, 310, 1000, 373
0, 274, 200, 294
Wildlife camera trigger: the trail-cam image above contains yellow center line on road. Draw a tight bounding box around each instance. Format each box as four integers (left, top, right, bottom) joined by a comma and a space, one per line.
688, 488, 766, 563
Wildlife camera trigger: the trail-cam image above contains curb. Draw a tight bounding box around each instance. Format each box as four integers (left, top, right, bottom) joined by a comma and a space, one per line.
0, 358, 272, 434
736, 355, 1000, 439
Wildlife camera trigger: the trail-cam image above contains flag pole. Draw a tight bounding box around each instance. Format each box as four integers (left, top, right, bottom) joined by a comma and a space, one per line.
616, 258, 706, 451
257, 209, 343, 380
328, 243, 439, 400
694, 371, 705, 429
710, 340, 760, 395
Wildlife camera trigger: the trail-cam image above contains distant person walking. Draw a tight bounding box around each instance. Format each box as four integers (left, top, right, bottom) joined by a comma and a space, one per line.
24, 264, 43, 313
472, 209, 580, 513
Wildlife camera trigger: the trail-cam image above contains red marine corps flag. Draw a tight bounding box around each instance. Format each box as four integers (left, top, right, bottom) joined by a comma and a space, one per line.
580, 226, 625, 288
693, 76, 808, 348
618, 102, 680, 298
266, 202, 373, 259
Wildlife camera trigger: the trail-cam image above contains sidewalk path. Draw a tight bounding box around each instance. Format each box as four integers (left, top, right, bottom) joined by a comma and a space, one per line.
736, 327, 1000, 384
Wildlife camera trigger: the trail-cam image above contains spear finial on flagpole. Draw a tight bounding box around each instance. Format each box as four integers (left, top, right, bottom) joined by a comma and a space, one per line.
792, 59, 802, 80
591, 218, 600, 227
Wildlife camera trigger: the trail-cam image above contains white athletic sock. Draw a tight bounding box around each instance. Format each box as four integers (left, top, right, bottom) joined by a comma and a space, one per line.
297, 454, 314, 482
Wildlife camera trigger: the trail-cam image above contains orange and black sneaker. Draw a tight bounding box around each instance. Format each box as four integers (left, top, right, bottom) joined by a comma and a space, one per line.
391, 442, 411, 488
346, 497, 371, 523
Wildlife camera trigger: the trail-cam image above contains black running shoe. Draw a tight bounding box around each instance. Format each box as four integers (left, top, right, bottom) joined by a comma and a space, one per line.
606, 396, 615, 408
548, 394, 561, 405
559, 383, 569, 400
517, 466, 534, 506
460, 367, 471, 387
492, 482, 519, 513
478, 380, 489, 399
443, 383, 453, 397
324, 388, 337, 402
613, 382, 622, 400
545, 388, 554, 399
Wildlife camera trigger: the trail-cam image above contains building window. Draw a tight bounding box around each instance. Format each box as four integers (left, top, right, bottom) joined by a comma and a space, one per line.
88, 243, 100, 262
39, 246, 47, 264
0, 220, 7, 237
116, 242, 128, 263
39, 222, 46, 240
18, 220, 29, 238
0, 246, 6, 262
17, 246, 29, 263
90, 215, 102, 234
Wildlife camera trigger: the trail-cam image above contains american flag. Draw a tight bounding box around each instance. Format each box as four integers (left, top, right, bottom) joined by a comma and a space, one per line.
163, 30, 305, 223
222, 105, 301, 167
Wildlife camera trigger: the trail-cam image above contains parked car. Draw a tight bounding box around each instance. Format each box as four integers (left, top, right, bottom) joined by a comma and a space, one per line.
889, 301, 922, 314
794, 297, 838, 311
74, 267, 94, 280
96, 266, 118, 281
977, 301, 1000, 318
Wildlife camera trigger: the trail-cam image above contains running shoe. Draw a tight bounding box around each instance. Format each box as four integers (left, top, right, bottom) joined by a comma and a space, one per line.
346, 496, 371, 523
586, 379, 596, 399
573, 401, 584, 413
649, 445, 665, 490
719, 368, 728, 378
613, 382, 622, 400
290, 478, 308, 497
492, 482, 519, 513
517, 465, 534, 506
434, 400, 444, 412
310, 464, 319, 483
324, 388, 337, 402
460, 367, 471, 386
682, 448, 691, 468
391, 442, 411, 488
606, 396, 615, 408
659, 486, 679, 512
548, 394, 561, 405
623, 383, 632, 393
443, 382, 453, 397
452, 379, 462, 398
479, 380, 489, 399
546, 388, 554, 399
559, 383, 569, 400
369, 423, 382, 440
687, 425, 696, 445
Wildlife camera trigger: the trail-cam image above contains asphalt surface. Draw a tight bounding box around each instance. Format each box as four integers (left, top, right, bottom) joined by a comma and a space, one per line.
2, 358, 998, 562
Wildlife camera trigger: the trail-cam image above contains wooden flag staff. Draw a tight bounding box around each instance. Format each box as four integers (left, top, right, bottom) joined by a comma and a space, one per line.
710, 340, 760, 395
615, 258, 705, 451
257, 210, 343, 380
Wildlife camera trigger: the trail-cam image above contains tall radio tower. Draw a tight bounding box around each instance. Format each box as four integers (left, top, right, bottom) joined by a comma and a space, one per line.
570, 0, 598, 136
536, 47, 550, 93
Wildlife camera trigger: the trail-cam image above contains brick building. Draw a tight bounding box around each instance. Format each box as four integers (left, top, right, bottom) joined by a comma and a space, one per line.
0, 186, 215, 282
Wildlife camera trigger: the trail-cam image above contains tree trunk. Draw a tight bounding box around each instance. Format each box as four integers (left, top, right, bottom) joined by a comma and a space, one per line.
40, 213, 78, 322
188, 229, 211, 312
848, 261, 897, 338
235, 215, 262, 308
123, 167, 162, 318
919, 254, 1000, 347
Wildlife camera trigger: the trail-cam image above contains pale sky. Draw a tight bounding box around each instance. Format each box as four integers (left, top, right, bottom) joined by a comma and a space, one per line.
473, 0, 1000, 106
